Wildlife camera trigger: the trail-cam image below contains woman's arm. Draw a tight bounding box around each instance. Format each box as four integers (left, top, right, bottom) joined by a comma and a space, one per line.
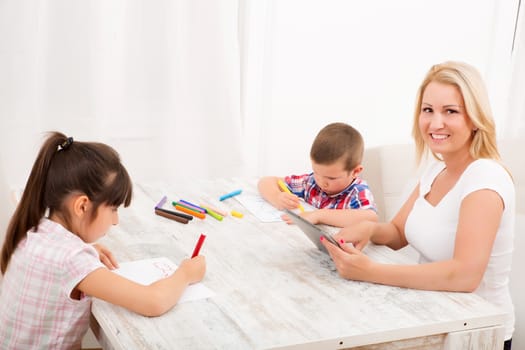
324, 189, 503, 292
334, 185, 419, 250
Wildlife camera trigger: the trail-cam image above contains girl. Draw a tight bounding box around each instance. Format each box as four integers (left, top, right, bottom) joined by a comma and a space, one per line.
0, 132, 206, 349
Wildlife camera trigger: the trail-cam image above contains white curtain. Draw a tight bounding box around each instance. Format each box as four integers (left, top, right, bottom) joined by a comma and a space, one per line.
0, 0, 243, 242
505, 1, 525, 139
0, 0, 243, 185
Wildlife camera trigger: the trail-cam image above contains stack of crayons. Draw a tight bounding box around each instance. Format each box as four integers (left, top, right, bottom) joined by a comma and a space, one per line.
154, 195, 242, 224
154, 196, 193, 224
172, 200, 207, 220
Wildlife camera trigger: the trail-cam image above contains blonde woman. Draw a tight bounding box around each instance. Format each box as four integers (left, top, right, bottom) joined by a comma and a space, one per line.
322, 61, 515, 349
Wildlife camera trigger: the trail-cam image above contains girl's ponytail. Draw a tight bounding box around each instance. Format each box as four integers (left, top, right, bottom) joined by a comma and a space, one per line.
1, 132, 69, 274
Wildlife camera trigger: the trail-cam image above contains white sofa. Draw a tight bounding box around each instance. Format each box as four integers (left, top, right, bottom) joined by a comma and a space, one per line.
362, 142, 524, 348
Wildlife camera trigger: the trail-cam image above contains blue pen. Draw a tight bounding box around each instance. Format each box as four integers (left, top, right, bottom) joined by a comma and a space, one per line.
219, 189, 242, 201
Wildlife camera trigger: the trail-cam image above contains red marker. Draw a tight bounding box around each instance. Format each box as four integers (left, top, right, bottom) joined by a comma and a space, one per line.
191, 234, 206, 258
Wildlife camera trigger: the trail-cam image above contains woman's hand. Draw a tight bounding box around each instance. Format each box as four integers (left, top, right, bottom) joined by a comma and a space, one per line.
333, 220, 375, 250
93, 243, 119, 270
320, 236, 374, 281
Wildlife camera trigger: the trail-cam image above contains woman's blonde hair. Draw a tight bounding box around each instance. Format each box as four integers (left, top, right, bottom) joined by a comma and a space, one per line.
411, 61, 500, 164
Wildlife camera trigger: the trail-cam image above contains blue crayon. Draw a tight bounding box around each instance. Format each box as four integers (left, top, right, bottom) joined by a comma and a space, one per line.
219, 189, 242, 201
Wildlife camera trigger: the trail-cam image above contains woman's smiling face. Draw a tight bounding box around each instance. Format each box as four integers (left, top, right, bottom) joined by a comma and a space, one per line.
419, 81, 475, 158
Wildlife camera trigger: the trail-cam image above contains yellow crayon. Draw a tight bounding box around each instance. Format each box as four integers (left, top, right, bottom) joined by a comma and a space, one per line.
277, 179, 305, 212
231, 210, 244, 218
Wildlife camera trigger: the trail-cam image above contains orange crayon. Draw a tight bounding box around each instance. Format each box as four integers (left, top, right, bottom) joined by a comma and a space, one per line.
174, 204, 206, 219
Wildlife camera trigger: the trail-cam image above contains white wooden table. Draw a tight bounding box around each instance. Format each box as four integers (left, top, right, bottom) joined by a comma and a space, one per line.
90, 179, 505, 349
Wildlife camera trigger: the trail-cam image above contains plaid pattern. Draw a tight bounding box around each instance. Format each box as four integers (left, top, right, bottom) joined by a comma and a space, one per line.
284, 173, 376, 211
0, 218, 105, 349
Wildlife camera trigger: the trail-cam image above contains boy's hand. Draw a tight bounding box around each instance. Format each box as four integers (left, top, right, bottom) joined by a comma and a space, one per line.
93, 243, 119, 269
281, 210, 319, 225
276, 191, 301, 210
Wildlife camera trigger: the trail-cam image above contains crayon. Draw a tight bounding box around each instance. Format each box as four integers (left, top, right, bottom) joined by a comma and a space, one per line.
202, 206, 223, 221
191, 234, 206, 258
155, 208, 189, 224
179, 199, 206, 213
156, 207, 193, 221
172, 201, 207, 217
155, 195, 167, 209
200, 203, 228, 216
219, 189, 242, 201
231, 210, 244, 218
174, 204, 206, 219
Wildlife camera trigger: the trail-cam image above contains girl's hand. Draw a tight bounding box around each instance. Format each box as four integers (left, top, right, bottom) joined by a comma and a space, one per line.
179, 256, 206, 284
333, 220, 375, 251
320, 237, 373, 280
93, 243, 119, 269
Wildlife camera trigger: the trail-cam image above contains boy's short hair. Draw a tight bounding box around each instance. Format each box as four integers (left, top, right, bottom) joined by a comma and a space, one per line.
310, 122, 364, 172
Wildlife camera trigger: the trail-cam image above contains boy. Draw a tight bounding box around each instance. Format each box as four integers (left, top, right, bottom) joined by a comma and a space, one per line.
258, 122, 377, 227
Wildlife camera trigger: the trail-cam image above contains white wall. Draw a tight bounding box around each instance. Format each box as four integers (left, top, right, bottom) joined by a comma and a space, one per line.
252, 0, 516, 177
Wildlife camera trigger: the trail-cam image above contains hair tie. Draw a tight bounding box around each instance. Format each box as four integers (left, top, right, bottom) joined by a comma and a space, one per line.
59, 137, 74, 151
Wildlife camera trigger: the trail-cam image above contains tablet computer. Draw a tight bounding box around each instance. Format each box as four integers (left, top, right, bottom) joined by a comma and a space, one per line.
284, 209, 342, 253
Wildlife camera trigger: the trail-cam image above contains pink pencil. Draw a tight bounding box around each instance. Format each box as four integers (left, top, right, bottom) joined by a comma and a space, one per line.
200, 203, 228, 216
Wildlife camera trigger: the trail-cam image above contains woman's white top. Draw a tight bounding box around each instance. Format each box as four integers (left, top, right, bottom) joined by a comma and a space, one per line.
405, 159, 515, 340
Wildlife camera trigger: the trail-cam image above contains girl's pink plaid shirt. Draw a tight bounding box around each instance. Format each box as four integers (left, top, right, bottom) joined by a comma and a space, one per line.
0, 218, 105, 349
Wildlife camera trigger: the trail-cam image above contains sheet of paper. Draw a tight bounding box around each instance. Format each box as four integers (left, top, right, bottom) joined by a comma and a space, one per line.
235, 192, 283, 222
114, 257, 214, 303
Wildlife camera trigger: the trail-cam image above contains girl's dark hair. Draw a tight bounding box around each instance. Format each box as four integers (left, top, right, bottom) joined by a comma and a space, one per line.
1, 131, 133, 274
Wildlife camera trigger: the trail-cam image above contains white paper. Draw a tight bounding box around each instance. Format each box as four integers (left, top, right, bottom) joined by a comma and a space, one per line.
235, 192, 283, 222
114, 257, 214, 303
